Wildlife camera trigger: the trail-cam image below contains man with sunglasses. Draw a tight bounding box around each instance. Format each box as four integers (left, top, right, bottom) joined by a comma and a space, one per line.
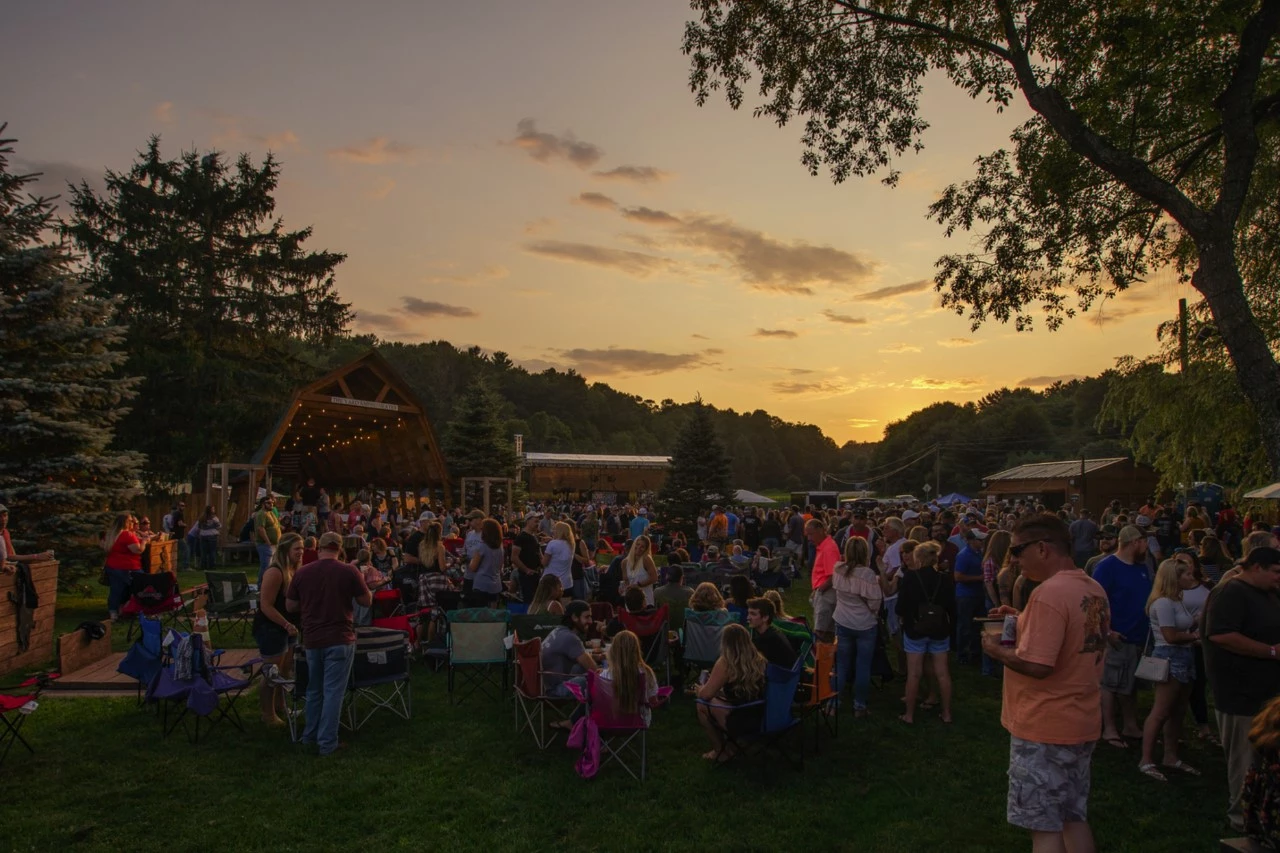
1091, 525, 1154, 749
983, 514, 1110, 853
1083, 525, 1118, 577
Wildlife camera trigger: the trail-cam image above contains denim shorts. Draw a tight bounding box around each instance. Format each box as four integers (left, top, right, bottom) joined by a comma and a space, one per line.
903, 634, 950, 655
1152, 645, 1196, 684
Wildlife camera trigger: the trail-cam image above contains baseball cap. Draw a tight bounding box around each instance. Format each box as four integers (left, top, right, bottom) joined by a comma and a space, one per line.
466, 509, 485, 520
1117, 525, 1144, 546
317, 531, 344, 551
902, 509, 920, 521
965, 528, 987, 540
638, 508, 647, 515
418, 511, 436, 522
0, 504, 8, 514
1098, 524, 1119, 539
1243, 546, 1280, 568
1134, 514, 1155, 529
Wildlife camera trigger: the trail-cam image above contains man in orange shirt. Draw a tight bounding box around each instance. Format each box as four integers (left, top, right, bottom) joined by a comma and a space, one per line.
983, 514, 1111, 853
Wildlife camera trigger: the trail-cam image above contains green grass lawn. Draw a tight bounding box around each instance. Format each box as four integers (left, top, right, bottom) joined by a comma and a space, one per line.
6, 580, 1229, 851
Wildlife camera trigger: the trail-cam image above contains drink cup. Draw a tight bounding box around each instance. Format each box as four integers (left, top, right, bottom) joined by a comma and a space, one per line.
1001, 614, 1018, 647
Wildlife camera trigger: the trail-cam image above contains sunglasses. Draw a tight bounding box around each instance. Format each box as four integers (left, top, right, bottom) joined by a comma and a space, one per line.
1010, 538, 1051, 557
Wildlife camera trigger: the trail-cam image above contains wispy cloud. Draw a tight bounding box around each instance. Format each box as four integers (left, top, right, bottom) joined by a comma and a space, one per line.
557, 347, 716, 375
204, 111, 301, 151
822, 309, 867, 325
847, 418, 879, 428
691, 333, 709, 340
152, 101, 175, 124
621, 206, 680, 226
861, 279, 932, 301
366, 176, 396, 200
510, 119, 602, 169
574, 192, 617, 210
14, 159, 103, 201
939, 337, 979, 347
593, 165, 670, 184
1017, 374, 1084, 388
754, 328, 799, 339
904, 376, 983, 390
524, 240, 675, 277
771, 378, 856, 398
880, 343, 922, 353
422, 264, 509, 286
401, 297, 478, 318
328, 136, 418, 164
523, 217, 556, 235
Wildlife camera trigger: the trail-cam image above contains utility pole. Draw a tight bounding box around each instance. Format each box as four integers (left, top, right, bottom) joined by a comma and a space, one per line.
934, 445, 941, 497
1178, 298, 1189, 376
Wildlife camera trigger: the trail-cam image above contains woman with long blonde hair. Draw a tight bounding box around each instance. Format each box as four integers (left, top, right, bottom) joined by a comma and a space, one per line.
622, 535, 658, 606
1138, 558, 1202, 781
602, 630, 659, 724
255, 531, 303, 725
528, 574, 565, 616
541, 520, 576, 595
695, 622, 767, 760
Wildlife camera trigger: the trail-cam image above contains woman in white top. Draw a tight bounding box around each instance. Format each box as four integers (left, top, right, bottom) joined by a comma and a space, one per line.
831, 536, 885, 717
1139, 558, 1202, 782
1174, 549, 1219, 746
621, 535, 657, 607
541, 521, 576, 596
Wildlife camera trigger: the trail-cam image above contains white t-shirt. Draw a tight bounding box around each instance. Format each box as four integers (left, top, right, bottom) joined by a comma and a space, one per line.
1182, 584, 1210, 620
624, 557, 655, 606
1148, 597, 1194, 648
543, 539, 574, 588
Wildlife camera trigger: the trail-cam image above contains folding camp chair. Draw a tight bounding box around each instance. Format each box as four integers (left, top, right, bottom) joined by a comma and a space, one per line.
697, 658, 805, 769
120, 571, 190, 641
682, 609, 734, 681
445, 608, 510, 704
345, 625, 412, 731
512, 636, 574, 749
590, 602, 615, 623
566, 670, 672, 781
617, 604, 671, 685
799, 641, 838, 751
147, 632, 260, 743
0, 674, 50, 767
203, 571, 255, 639
117, 616, 165, 705
510, 613, 562, 642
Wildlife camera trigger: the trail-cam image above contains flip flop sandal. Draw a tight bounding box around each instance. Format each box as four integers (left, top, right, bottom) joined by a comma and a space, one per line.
1138, 763, 1168, 782
1164, 760, 1201, 777
898, 714, 913, 725
1199, 731, 1222, 747
1102, 736, 1129, 749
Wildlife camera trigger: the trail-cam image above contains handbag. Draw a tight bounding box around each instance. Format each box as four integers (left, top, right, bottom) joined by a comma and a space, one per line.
1135, 626, 1170, 684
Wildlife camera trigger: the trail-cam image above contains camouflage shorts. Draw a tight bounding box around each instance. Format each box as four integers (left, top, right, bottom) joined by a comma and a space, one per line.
1007, 737, 1094, 832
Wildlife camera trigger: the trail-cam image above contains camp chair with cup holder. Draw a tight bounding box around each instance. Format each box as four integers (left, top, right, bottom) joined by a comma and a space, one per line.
682, 609, 735, 684
696, 657, 805, 770
119, 571, 191, 641
512, 636, 575, 749
117, 615, 166, 706
565, 669, 673, 781
798, 640, 838, 752
617, 604, 671, 685
444, 607, 510, 704
203, 570, 255, 640
345, 625, 412, 731
146, 631, 260, 743
510, 613, 562, 643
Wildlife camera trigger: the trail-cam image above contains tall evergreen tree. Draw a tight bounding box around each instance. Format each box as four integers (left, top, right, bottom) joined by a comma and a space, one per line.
65, 138, 350, 487
0, 127, 144, 554
656, 398, 734, 537
443, 378, 517, 481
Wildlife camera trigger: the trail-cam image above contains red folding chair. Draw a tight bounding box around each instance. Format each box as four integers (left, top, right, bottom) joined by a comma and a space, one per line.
119, 571, 190, 640
617, 604, 671, 684
512, 636, 574, 749
1, 674, 53, 767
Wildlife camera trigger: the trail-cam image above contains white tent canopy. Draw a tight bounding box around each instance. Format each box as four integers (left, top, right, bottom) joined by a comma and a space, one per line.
735, 489, 778, 505
1244, 483, 1280, 499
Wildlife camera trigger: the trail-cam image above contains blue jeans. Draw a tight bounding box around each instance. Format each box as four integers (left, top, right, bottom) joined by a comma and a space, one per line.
835, 623, 878, 711
105, 567, 135, 614
303, 643, 355, 755
256, 544, 276, 584
199, 537, 218, 571
955, 595, 983, 664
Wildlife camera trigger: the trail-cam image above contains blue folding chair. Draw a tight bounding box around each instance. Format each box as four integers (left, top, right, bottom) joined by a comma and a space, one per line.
117, 616, 165, 706
697, 658, 805, 769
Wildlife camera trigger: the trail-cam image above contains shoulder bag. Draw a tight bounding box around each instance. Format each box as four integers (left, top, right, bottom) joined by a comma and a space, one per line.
1135, 622, 1170, 684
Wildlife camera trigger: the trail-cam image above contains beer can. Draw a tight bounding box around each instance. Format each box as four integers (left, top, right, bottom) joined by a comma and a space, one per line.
1001, 614, 1018, 647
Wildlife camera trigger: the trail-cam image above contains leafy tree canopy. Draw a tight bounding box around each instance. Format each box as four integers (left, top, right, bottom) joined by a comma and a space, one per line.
684, 1, 1280, 475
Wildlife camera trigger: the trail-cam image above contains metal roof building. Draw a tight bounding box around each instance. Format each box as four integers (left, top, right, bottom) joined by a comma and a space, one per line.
981, 457, 1160, 516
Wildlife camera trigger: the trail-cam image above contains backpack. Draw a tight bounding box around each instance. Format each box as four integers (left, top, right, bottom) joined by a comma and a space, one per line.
912, 570, 950, 638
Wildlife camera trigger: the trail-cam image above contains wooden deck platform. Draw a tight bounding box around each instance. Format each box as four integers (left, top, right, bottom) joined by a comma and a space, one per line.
48, 649, 261, 696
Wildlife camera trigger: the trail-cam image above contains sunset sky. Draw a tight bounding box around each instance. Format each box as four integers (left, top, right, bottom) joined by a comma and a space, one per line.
9, 0, 1192, 445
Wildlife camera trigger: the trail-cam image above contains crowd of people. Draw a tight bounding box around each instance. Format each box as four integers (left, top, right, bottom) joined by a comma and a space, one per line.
91, 483, 1280, 850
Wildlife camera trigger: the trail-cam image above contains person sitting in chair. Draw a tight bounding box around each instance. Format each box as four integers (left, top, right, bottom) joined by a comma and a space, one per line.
695, 622, 766, 761
746, 596, 798, 668
542, 600, 601, 727
600, 630, 660, 726
605, 587, 654, 640
690, 582, 726, 613
528, 575, 566, 617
